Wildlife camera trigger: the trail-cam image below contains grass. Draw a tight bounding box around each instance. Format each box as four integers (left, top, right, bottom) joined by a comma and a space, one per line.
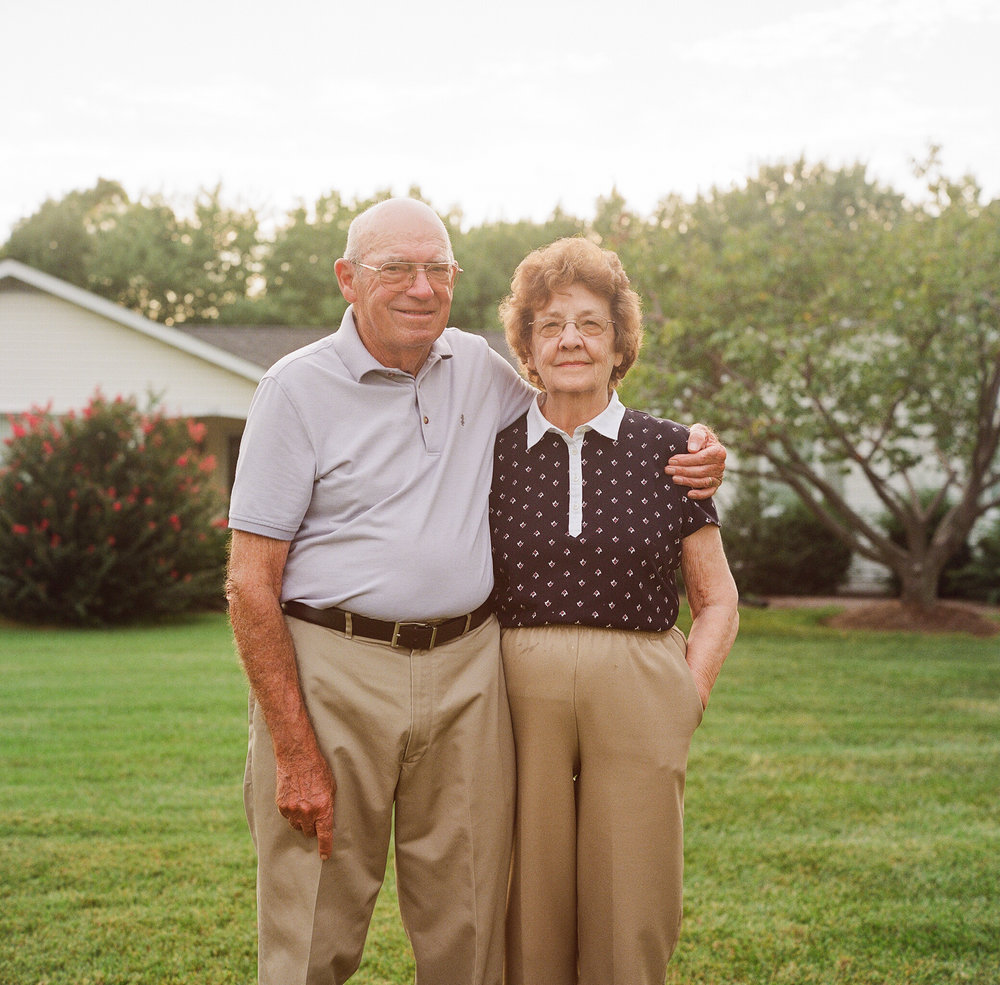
0, 607, 997, 984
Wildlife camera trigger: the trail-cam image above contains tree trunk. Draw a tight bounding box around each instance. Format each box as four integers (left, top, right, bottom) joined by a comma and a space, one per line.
896, 561, 943, 614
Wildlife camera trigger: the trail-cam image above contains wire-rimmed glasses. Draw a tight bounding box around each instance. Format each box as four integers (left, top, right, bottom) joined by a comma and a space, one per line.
354, 261, 462, 291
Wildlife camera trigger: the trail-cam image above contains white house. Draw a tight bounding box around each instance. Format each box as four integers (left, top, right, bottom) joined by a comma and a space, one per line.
0, 258, 277, 492
0, 259, 513, 493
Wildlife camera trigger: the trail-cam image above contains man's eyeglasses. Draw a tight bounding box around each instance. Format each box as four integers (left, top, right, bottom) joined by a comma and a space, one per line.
355, 261, 462, 291
530, 317, 614, 339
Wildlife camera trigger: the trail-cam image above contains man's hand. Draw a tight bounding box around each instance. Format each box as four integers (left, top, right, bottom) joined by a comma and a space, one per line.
275, 750, 336, 861
665, 423, 726, 500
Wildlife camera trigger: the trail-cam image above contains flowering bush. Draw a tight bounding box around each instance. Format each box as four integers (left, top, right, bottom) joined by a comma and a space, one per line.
0, 392, 229, 625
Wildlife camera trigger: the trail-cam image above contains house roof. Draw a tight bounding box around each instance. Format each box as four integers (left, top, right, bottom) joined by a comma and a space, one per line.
0, 258, 265, 383
176, 325, 334, 370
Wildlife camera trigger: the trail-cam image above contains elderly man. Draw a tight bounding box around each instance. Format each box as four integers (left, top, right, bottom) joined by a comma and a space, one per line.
226, 198, 725, 985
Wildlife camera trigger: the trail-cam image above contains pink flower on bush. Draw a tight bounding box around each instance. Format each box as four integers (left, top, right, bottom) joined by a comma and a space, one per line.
186, 420, 207, 443
12, 524, 29, 535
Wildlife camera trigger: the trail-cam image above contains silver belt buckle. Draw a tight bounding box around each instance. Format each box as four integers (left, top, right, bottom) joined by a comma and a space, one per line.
391, 621, 438, 649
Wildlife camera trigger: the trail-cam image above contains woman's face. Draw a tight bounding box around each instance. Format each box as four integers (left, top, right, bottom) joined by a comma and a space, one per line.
527, 283, 623, 401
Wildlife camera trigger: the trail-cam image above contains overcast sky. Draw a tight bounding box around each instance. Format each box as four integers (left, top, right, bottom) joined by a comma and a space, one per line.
3, 0, 998, 238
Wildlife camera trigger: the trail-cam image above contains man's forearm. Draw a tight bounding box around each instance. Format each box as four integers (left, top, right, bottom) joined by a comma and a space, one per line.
229, 586, 321, 761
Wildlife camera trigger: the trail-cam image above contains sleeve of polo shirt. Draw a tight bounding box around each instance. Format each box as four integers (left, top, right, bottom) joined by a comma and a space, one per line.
492, 348, 537, 431
228, 376, 318, 541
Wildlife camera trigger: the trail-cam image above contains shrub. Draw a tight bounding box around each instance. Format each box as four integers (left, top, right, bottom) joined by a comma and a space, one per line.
723, 481, 853, 597
0, 392, 229, 626
944, 516, 1000, 604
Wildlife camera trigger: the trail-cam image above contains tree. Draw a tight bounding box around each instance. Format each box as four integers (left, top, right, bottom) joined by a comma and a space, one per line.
249, 191, 360, 326
449, 209, 586, 332
630, 157, 1000, 613
89, 186, 261, 324
251, 187, 437, 326
1, 178, 129, 286
2, 181, 261, 325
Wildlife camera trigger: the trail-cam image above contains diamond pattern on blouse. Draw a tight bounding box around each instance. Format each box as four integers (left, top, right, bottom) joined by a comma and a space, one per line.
489, 409, 719, 632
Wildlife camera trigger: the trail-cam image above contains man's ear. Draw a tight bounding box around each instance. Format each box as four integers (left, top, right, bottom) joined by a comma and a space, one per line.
334, 258, 358, 302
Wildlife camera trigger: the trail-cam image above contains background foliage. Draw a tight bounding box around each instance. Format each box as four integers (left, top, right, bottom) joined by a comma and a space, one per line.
0, 392, 229, 625
2, 152, 998, 609
721, 481, 853, 597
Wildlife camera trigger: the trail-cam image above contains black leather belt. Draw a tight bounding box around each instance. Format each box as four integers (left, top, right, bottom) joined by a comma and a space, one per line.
282, 600, 493, 650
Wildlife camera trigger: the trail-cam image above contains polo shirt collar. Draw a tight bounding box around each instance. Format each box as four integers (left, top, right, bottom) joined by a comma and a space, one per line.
526, 391, 626, 449
333, 305, 454, 382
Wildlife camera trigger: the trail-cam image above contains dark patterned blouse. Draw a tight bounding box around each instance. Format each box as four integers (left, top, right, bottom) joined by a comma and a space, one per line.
489, 406, 719, 631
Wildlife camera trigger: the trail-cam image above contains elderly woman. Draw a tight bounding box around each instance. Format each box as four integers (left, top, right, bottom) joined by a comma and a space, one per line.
490, 237, 739, 985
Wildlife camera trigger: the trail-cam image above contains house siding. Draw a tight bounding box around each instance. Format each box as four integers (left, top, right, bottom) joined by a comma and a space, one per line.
1, 287, 258, 418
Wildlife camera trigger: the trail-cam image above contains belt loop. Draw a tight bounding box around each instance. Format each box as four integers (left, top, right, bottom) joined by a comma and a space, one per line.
391, 622, 402, 648
464, 613, 472, 634
344, 611, 353, 640
428, 625, 438, 650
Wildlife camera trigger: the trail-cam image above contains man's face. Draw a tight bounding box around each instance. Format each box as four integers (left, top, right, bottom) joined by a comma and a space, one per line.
336, 208, 456, 375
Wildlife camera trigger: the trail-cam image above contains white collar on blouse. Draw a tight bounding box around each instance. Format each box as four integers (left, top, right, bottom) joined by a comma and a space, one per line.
526, 391, 626, 449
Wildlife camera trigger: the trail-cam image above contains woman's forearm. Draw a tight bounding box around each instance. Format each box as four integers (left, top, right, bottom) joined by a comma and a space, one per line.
680, 525, 740, 708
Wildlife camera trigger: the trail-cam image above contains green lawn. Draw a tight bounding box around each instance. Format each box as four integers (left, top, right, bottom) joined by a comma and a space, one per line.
0, 607, 997, 984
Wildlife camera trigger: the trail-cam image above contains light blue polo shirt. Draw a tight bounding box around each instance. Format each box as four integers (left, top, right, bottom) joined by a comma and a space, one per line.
229, 306, 535, 620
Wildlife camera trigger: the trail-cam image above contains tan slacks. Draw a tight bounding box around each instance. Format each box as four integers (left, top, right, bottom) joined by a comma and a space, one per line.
244, 615, 515, 985
501, 624, 703, 985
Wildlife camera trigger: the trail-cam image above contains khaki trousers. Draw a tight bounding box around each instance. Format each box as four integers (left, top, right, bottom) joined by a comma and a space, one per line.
244, 615, 515, 985
501, 624, 703, 985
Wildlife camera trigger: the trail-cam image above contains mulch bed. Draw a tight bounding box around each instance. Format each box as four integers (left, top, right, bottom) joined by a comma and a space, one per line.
825, 600, 1000, 637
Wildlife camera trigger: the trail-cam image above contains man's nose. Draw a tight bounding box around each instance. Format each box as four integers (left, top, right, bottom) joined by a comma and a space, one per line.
406, 268, 436, 298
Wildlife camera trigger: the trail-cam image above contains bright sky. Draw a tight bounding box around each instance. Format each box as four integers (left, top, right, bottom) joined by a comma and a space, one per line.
3, 0, 998, 238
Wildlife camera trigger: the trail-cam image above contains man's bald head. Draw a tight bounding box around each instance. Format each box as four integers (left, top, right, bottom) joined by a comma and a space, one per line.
344, 199, 454, 264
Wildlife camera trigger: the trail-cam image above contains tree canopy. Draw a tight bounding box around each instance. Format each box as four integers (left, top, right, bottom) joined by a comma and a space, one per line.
619, 156, 1000, 610
3, 156, 998, 611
